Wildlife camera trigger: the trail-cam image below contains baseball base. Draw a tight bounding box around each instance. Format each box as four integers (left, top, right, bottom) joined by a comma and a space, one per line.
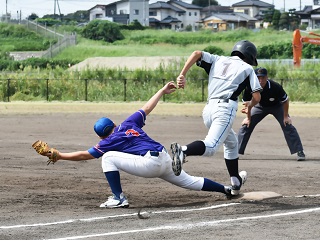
232, 191, 282, 201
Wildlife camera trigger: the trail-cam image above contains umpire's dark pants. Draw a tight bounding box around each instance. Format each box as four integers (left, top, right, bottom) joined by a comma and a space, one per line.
238, 103, 303, 155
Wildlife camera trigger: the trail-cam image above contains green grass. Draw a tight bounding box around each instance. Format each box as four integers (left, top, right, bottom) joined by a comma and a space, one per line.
1, 26, 320, 103
54, 28, 293, 61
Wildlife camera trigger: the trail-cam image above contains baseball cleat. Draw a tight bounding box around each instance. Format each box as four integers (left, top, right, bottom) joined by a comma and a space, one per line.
297, 151, 306, 161
231, 170, 247, 196
100, 193, 129, 208
224, 185, 233, 199
170, 142, 185, 176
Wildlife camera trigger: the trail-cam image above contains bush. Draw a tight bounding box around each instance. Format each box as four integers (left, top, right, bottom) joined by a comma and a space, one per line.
203, 45, 225, 55
257, 41, 292, 59
120, 20, 145, 30
0, 58, 79, 71
81, 20, 124, 43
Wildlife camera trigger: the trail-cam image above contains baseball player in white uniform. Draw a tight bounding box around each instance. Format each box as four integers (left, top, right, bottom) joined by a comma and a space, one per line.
171, 40, 262, 196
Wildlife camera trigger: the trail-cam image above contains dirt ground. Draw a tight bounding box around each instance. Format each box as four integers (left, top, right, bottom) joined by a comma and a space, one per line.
0, 108, 320, 239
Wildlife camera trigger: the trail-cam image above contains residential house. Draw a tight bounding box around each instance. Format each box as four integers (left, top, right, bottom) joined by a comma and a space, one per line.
232, 0, 274, 18
149, 0, 202, 30
201, 12, 257, 31
89, 5, 107, 21
295, 0, 320, 29
232, 0, 274, 28
89, 0, 149, 26
149, 1, 183, 29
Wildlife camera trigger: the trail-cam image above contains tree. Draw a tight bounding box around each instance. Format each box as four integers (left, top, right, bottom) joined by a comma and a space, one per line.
28, 13, 39, 21
81, 20, 124, 43
288, 8, 299, 30
192, 0, 218, 7
64, 10, 89, 23
279, 12, 290, 30
271, 9, 281, 30
263, 8, 274, 23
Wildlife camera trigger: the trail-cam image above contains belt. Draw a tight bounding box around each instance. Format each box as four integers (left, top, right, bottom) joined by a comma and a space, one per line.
150, 151, 160, 157
149, 148, 167, 157
218, 99, 230, 103
210, 97, 237, 103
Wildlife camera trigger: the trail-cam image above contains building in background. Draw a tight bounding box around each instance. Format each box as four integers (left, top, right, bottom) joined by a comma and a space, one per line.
149, 0, 202, 30
89, 0, 149, 26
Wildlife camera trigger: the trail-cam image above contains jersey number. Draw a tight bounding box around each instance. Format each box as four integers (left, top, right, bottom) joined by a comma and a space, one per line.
220, 63, 231, 77
125, 129, 140, 137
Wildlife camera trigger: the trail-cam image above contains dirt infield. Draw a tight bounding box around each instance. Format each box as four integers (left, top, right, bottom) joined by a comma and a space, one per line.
0, 103, 320, 239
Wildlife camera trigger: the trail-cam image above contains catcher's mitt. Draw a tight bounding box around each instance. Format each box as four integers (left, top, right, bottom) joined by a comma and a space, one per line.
32, 140, 60, 165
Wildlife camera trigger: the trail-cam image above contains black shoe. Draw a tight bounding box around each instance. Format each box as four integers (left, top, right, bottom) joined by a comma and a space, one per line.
297, 151, 306, 161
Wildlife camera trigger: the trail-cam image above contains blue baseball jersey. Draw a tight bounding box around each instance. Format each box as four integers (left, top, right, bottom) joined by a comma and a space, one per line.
88, 110, 164, 158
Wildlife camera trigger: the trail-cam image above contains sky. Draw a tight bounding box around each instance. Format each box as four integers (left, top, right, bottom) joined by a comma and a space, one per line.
0, 0, 315, 19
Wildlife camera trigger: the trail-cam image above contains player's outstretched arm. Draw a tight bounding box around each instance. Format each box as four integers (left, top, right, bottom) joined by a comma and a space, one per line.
58, 151, 94, 161
141, 81, 176, 116
177, 51, 202, 89
32, 140, 95, 164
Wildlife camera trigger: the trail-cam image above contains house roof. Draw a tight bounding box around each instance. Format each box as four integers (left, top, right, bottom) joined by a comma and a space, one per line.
167, 0, 202, 9
149, 17, 160, 23
202, 5, 233, 13
203, 12, 257, 22
311, 7, 320, 14
149, 1, 185, 13
88, 4, 107, 11
232, 0, 274, 8
160, 15, 182, 23
295, 5, 313, 15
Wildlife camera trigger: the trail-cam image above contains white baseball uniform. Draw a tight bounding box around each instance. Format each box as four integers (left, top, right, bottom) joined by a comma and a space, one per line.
197, 52, 262, 159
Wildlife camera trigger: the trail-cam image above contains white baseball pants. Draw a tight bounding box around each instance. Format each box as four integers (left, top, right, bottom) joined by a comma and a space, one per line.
101, 150, 204, 190
202, 99, 239, 160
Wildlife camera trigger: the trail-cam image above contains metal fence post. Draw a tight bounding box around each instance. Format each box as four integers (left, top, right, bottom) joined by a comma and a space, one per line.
46, 78, 49, 101
124, 79, 127, 102
7, 79, 10, 102
162, 78, 166, 102
85, 79, 88, 101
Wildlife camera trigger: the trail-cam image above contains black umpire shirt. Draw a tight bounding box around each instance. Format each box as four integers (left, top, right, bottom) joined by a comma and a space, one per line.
242, 79, 288, 107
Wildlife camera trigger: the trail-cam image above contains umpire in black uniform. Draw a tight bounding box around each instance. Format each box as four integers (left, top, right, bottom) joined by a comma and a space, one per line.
237, 67, 306, 161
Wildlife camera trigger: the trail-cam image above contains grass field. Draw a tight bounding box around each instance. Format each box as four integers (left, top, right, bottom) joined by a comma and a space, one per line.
1, 101, 319, 117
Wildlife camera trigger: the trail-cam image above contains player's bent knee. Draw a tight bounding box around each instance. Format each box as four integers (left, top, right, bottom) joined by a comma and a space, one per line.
203, 146, 216, 156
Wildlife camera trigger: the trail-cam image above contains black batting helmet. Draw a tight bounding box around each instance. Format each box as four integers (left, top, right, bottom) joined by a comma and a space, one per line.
231, 40, 258, 66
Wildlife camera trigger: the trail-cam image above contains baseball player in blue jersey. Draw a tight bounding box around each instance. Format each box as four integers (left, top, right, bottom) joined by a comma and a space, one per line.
42, 82, 239, 208
238, 67, 306, 161
171, 40, 262, 196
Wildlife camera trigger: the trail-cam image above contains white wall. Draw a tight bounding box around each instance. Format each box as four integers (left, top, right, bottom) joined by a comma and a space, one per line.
89, 7, 106, 21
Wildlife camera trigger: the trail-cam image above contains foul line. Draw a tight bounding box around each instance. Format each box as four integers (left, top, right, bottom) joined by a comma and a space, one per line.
0, 203, 239, 229
1, 194, 319, 231
54, 207, 320, 240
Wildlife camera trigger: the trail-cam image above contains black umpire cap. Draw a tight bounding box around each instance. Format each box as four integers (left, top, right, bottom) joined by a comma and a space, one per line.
255, 67, 268, 77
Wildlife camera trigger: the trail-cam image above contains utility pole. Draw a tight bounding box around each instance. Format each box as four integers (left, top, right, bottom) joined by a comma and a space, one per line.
54, 0, 62, 20
300, 0, 301, 10
6, 0, 8, 22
